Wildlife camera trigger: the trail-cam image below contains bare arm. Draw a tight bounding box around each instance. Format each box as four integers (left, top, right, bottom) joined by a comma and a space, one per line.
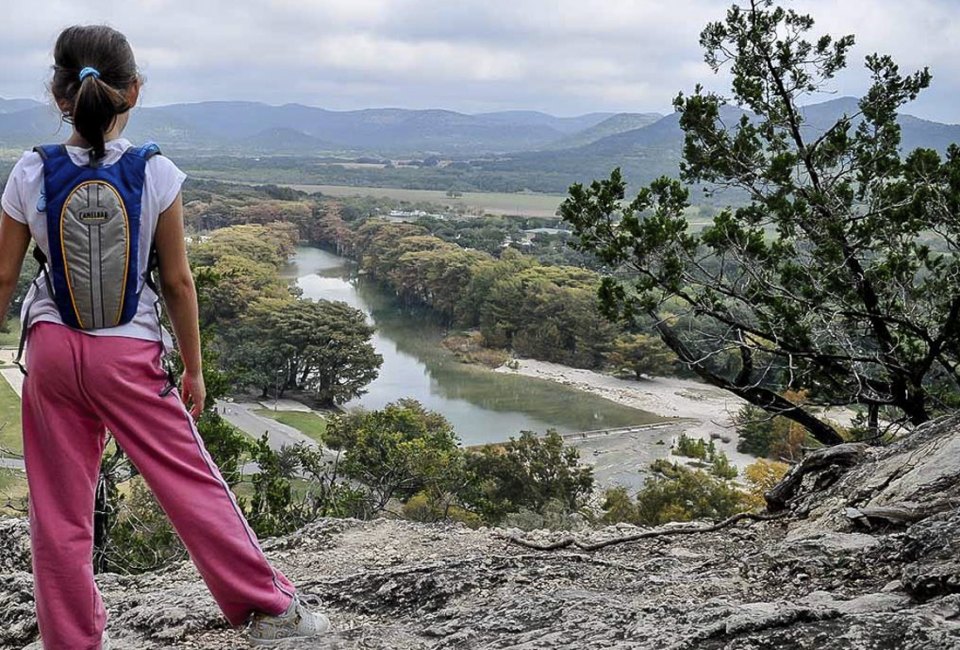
153, 193, 205, 417
0, 212, 30, 324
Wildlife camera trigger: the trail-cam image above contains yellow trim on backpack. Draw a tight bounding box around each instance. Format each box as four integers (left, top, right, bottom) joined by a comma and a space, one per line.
59, 180, 131, 328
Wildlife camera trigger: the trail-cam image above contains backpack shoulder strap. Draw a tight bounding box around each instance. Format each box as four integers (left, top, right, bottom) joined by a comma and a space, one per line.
32, 144, 68, 163
124, 142, 163, 162
13, 247, 56, 376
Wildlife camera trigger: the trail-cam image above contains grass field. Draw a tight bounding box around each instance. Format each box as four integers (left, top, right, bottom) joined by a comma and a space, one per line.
0, 378, 22, 454
0, 468, 28, 514
0, 318, 21, 348
280, 184, 568, 218
254, 409, 327, 444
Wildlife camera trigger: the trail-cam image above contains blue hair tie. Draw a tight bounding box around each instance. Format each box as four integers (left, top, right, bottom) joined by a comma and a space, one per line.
78, 66, 100, 81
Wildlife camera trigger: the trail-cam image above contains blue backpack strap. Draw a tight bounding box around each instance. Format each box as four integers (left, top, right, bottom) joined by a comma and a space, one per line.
124, 142, 162, 161
123, 142, 177, 393
14, 147, 67, 373
32, 144, 68, 162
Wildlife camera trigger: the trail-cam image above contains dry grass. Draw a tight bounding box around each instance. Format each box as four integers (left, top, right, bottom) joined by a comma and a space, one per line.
442, 332, 511, 368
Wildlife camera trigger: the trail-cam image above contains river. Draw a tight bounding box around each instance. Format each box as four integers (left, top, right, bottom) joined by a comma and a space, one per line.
289, 246, 662, 446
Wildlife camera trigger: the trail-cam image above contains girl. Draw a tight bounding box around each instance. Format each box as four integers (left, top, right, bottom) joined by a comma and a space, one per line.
0, 25, 329, 649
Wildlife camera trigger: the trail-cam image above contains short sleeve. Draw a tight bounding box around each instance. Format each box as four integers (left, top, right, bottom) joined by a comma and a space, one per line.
146, 154, 187, 214
1, 154, 31, 223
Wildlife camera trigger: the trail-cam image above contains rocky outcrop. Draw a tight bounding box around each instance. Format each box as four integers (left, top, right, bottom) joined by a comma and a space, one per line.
2, 417, 960, 649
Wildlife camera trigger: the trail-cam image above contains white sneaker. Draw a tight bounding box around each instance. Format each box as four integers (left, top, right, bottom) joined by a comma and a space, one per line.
247, 595, 331, 646
24, 630, 111, 649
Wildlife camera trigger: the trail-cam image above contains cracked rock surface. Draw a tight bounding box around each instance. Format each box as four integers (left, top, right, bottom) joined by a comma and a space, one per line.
2, 416, 960, 649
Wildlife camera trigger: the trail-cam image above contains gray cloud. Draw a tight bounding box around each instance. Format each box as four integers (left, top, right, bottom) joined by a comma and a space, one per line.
2, 1, 958, 121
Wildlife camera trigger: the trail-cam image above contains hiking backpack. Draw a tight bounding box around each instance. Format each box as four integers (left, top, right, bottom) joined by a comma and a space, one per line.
14, 143, 164, 372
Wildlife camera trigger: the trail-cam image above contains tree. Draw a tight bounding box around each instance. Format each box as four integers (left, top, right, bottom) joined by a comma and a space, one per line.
561, 0, 960, 444
735, 391, 829, 460
608, 333, 677, 379
463, 430, 594, 524
325, 399, 466, 512
601, 486, 640, 525
195, 254, 293, 328
239, 435, 368, 537
634, 460, 749, 526
190, 223, 298, 268
227, 297, 382, 406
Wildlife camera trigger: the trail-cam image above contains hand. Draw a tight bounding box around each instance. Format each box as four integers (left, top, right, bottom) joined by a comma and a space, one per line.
181, 369, 206, 420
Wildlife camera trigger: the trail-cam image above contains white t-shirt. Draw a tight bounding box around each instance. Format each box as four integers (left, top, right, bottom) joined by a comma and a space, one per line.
1, 138, 186, 352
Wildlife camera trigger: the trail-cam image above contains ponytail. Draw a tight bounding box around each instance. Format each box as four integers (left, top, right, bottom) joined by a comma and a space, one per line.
73, 71, 130, 163
50, 26, 139, 166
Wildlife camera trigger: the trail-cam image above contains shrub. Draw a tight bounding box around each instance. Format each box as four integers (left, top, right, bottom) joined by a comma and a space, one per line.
634, 461, 749, 526
462, 430, 594, 524
742, 458, 790, 509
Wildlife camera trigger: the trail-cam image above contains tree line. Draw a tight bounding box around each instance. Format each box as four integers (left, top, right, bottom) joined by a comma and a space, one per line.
307, 212, 679, 377
186, 222, 382, 406
561, 0, 960, 443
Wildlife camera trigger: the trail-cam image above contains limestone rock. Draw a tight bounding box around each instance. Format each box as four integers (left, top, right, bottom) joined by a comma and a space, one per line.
2, 416, 960, 648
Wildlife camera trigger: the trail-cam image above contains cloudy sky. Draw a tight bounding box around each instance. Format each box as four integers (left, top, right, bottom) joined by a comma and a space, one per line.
3, 0, 959, 122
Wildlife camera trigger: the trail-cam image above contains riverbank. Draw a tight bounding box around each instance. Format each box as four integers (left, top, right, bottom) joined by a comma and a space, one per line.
495, 358, 757, 473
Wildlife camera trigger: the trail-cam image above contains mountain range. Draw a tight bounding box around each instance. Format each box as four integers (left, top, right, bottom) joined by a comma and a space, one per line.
0, 99, 624, 155
1, 97, 959, 194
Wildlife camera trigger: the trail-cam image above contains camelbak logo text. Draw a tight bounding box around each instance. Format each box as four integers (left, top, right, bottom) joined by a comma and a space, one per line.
78, 208, 111, 223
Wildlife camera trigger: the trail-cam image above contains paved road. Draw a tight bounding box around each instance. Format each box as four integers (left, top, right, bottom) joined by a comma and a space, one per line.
0, 457, 24, 471
0, 358, 321, 476
0, 367, 23, 398
215, 400, 319, 452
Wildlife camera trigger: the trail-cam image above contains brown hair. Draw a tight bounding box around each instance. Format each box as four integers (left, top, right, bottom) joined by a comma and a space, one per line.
50, 25, 140, 165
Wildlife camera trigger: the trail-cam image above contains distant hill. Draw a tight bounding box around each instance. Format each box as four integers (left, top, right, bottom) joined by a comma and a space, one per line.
0, 98, 44, 114
479, 98, 960, 191
0, 105, 66, 149
122, 102, 608, 155
239, 127, 344, 154
473, 110, 615, 134
540, 112, 664, 150
0, 101, 590, 154
1, 97, 958, 192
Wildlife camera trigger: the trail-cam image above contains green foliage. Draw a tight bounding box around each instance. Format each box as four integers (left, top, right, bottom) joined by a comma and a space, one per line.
238, 435, 368, 537
673, 433, 738, 479
196, 412, 253, 487
463, 430, 594, 524
734, 402, 810, 461
401, 490, 483, 528
102, 478, 187, 574
608, 333, 677, 379
600, 486, 640, 525
351, 220, 623, 370
673, 432, 710, 460
188, 222, 299, 328
326, 399, 466, 511
709, 452, 739, 480
226, 297, 382, 406
241, 435, 298, 537
633, 460, 749, 526
189, 222, 299, 268
561, 0, 959, 441
189, 221, 382, 404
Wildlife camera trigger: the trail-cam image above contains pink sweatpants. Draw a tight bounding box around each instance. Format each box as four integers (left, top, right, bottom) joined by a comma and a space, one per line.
22, 322, 295, 649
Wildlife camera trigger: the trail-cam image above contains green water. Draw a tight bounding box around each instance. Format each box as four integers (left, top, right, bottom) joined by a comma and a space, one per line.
291, 247, 661, 446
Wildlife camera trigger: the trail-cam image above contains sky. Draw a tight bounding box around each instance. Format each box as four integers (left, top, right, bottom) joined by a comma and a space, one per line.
2, 0, 959, 122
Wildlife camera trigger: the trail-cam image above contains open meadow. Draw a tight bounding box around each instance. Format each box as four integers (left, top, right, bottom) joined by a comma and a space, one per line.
280, 184, 568, 218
